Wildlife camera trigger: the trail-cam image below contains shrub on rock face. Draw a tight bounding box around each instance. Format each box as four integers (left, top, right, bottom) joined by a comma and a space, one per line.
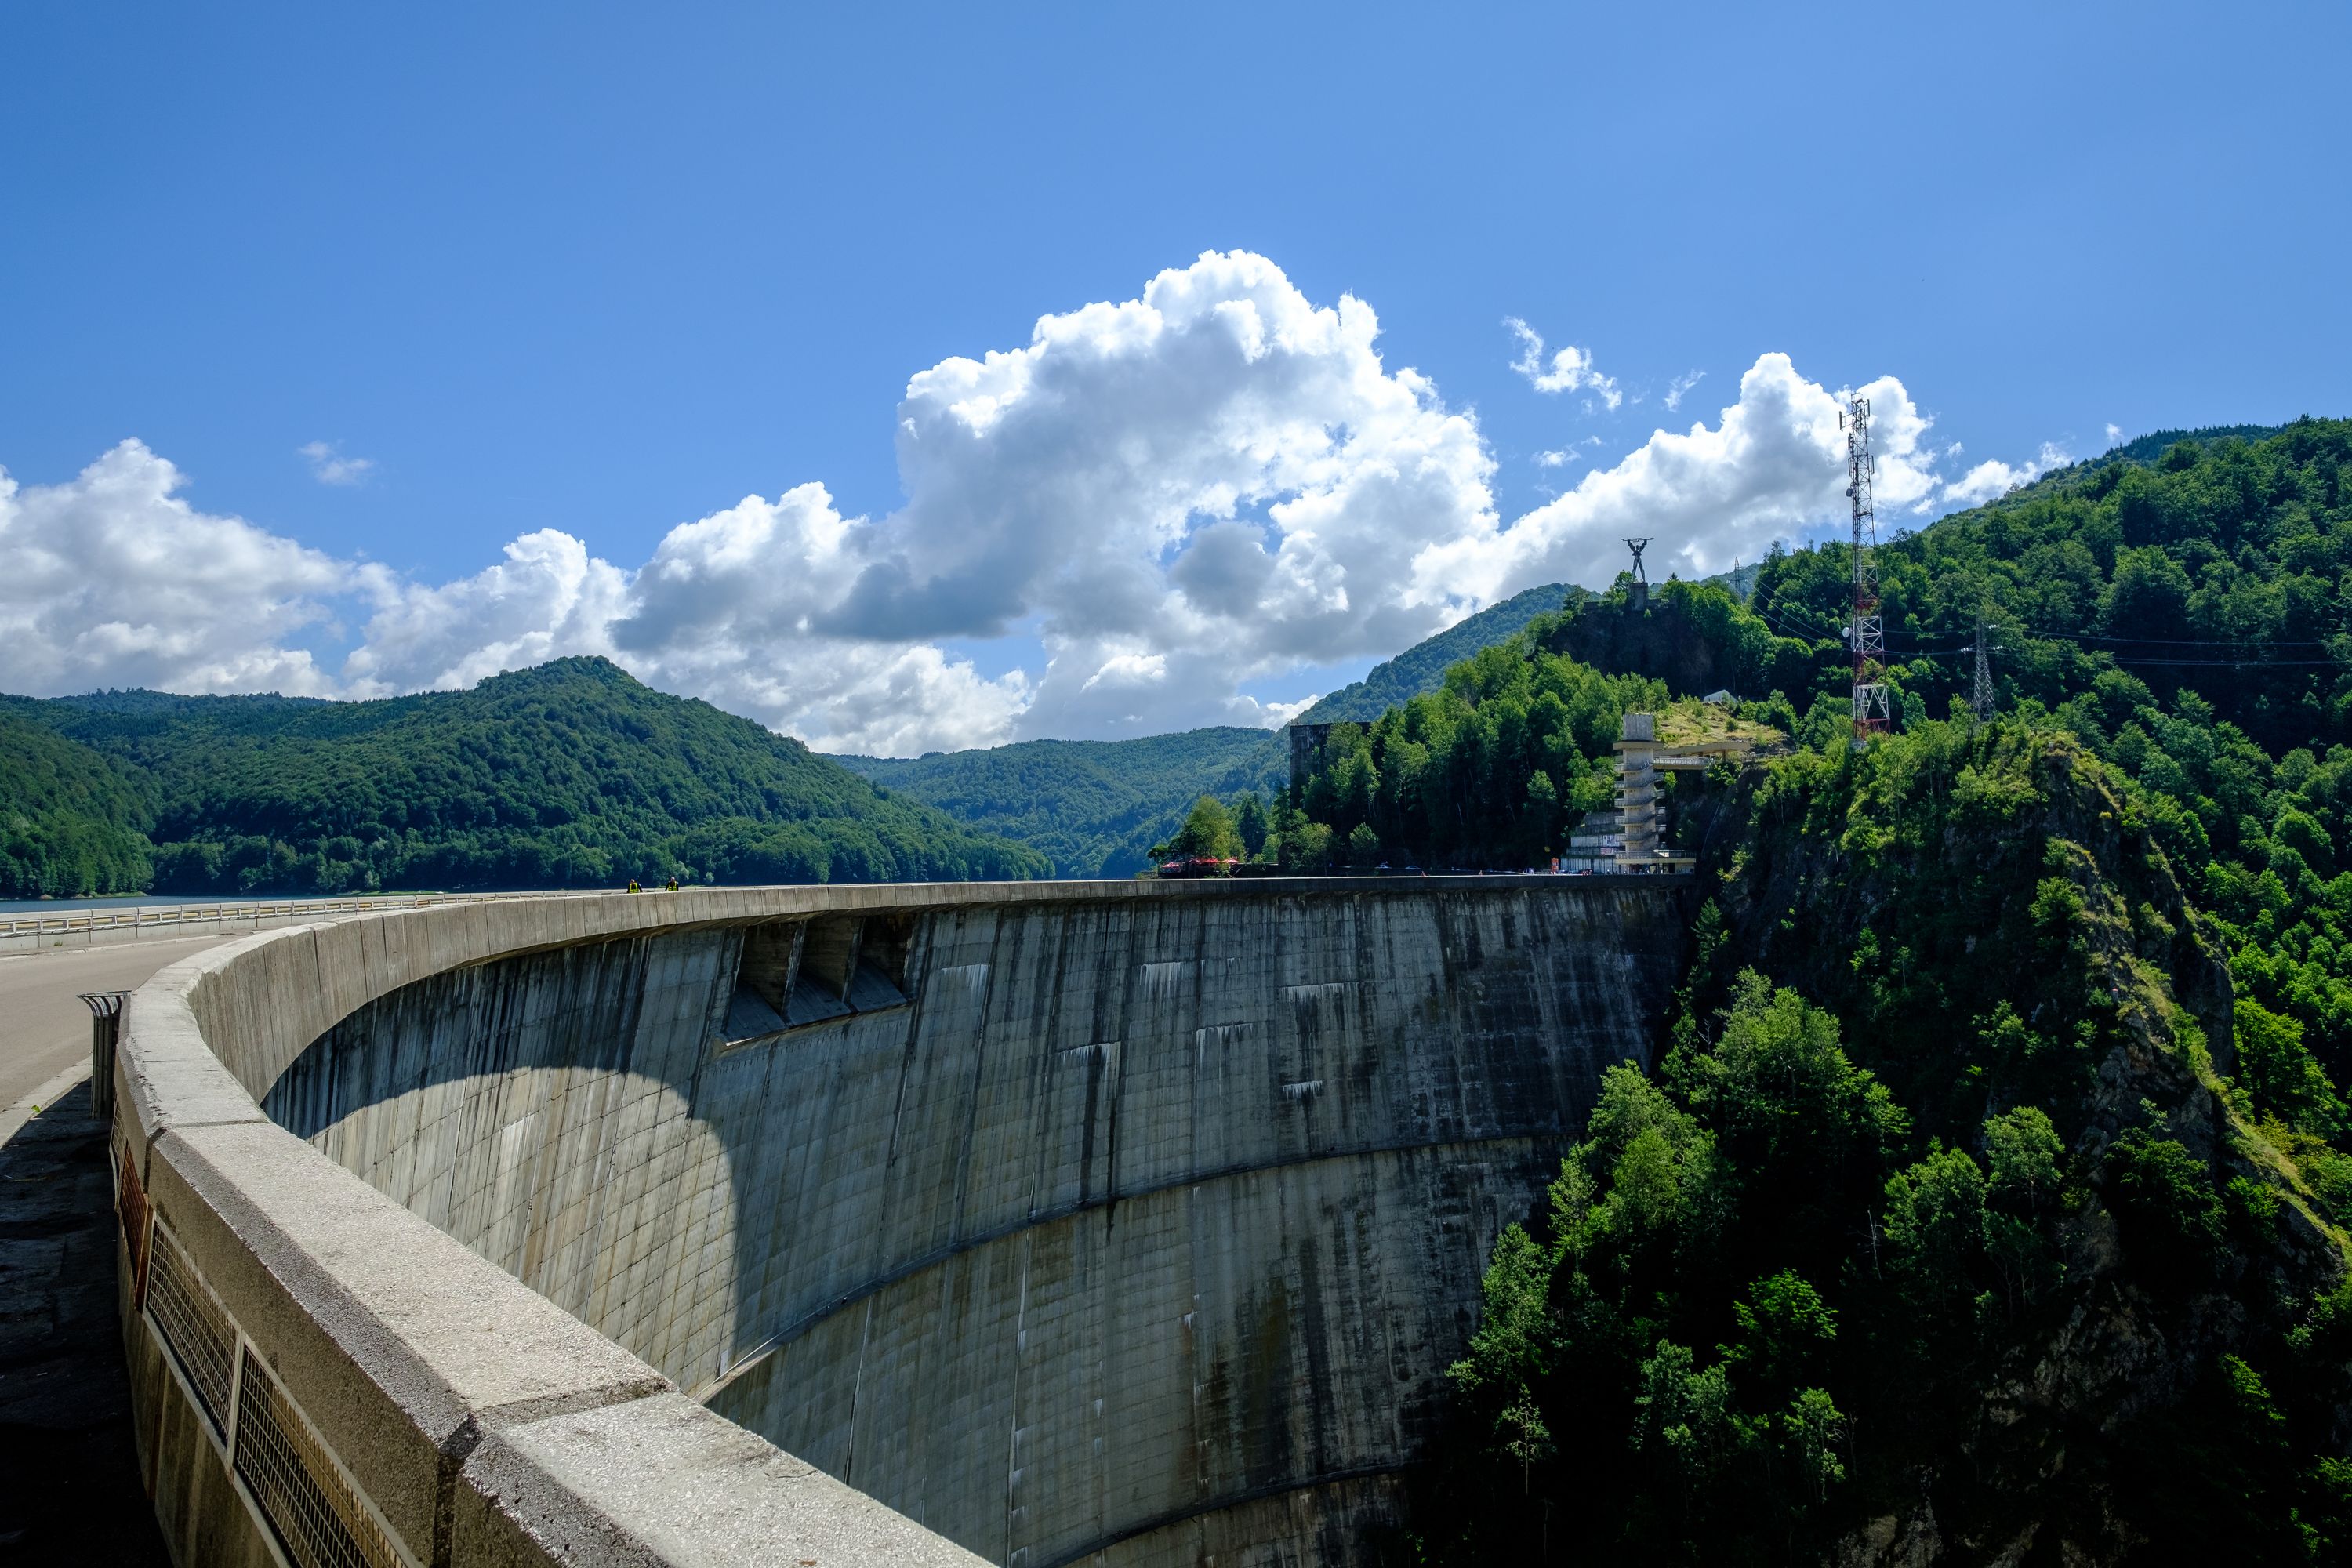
2106, 1127, 2226, 1292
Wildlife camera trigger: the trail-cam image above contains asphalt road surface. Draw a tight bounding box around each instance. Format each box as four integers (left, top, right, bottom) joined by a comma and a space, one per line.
0, 937, 227, 1563
0, 937, 230, 1122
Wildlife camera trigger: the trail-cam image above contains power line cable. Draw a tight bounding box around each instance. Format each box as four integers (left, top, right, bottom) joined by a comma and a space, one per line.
2095, 656, 2343, 668
1751, 597, 2348, 677
1757, 593, 2338, 650
2016, 630, 2333, 648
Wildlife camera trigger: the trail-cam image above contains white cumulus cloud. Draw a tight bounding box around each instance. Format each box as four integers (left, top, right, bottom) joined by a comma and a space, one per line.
299, 441, 376, 485
0, 252, 2067, 754
0, 441, 360, 697
1505, 318, 1622, 408
608, 483, 1029, 754
343, 528, 630, 697
1418, 354, 1943, 597
842, 252, 1502, 738
1940, 441, 2072, 508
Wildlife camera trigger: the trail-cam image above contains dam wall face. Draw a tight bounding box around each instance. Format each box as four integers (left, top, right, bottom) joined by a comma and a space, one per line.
256, 884, 1684, 1566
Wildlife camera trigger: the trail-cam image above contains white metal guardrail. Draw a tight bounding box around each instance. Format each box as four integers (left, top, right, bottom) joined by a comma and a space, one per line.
2, 889, 597, 940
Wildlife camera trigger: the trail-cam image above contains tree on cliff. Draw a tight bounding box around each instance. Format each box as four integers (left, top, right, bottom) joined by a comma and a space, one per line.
1150, 794, 1245, 863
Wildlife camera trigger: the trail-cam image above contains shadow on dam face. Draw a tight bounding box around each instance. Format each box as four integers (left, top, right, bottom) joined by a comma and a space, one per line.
260, 882, 1683, 1566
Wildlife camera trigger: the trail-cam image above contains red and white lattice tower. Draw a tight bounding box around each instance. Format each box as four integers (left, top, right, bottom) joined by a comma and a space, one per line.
1845, 394, 1891, 742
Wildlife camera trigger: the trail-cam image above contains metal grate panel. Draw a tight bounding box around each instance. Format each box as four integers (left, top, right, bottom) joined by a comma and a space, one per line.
113, 1139, 152, 1310
144, 1223, 237, 1441
233, 1352, 411, 1568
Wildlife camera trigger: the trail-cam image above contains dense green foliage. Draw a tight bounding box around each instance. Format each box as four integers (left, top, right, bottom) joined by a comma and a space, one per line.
1425, 719, 2352, 1562
2096, 423, 2287, 470
1279, 575, 1823, 870
0, 702, 156, 897
1129, 592, 1773, 873
1744, 422, 2352, 1127
3, 658, 1045, 895
1280, 646, 1665, 869
1150, 793, 1253, 863
1748, 420, 2345, 750
834, 727, 1286, 877
1330, 419, 2352, 1560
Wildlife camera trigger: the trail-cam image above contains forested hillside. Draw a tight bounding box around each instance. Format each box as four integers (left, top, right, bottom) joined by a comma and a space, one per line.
3, 658, 1046, 895
0, 702, 156, 898
835, 727, 1287, 878
1296, 564, 1755, 725
1268, 579, 1790, 871
1284, 417, 2352, 1560
1424, 721, 2352, 1562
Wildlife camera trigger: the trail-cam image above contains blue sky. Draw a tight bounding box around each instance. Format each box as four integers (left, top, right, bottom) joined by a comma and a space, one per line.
4, 2, 2346, 752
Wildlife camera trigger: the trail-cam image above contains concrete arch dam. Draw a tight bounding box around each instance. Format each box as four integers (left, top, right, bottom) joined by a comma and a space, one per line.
124, 879, 1683, 1567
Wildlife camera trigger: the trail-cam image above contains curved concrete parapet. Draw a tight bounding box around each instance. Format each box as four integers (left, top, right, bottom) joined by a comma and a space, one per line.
113, 877, 1685, 1566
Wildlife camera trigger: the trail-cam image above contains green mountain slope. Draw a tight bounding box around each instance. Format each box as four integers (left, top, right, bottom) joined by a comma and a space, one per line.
1706, 559, 1762, 601
0, 701, 157, 898
16, 657, 1047, 895
2093, 420, 2286, 469
1296, 563, 1756, 728
1289, 416, 2352, 1560
834, 726, 1287, 878
1295, 582, 1573, 724
1423, 721, 2352, 1562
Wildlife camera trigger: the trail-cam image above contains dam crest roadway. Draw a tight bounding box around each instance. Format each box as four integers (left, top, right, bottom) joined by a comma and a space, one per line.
113, 874, 1686, 1567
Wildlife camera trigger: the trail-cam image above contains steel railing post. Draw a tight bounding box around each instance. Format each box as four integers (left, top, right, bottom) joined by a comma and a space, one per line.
78, 991, 129, 1123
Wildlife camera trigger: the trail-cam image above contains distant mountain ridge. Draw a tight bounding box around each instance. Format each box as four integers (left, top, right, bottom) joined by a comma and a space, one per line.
4, 422, 2299, 897
829, 586, 1615, 873
833, 727, 1287, 878
2, 657, 1047, 896
2092, 421, 2286, 469
1294, 582, 1573, 724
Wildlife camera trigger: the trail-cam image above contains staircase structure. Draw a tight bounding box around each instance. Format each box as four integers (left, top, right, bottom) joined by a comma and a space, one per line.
1559, 712, 1745, 873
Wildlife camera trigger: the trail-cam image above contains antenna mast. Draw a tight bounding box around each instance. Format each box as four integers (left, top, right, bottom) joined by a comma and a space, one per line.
1844, 397, 1890, 742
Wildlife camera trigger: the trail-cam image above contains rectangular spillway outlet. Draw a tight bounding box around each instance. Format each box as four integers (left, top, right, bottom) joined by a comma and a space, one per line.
722, 989, 787, 1040
844, 962, 909, 1012
783, 979, 855, 1026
